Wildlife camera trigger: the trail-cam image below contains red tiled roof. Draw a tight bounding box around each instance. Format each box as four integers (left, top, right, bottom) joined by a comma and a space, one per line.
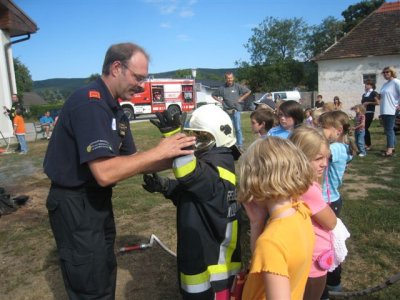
377, 1, 400, 12
314, 1, 400, 61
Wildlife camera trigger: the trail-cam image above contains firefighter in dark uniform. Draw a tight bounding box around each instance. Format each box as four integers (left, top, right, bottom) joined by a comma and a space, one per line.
4, 94, 24, 121
143, 105, 242, 300
43, 43, 195, 300
3, 94, 25, 151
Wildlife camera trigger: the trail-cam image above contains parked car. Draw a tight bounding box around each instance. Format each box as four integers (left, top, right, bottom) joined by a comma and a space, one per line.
270, 91, 301, 102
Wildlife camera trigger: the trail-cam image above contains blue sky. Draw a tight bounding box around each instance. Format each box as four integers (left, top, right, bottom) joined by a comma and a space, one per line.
12, 0, 358, 81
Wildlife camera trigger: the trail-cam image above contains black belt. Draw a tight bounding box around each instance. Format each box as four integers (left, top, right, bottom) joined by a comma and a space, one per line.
50, 182, 110, 191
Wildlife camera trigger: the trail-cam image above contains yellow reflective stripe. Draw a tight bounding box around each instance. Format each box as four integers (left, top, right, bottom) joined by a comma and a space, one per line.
181, 270, 210, 285
225, 220, 238, 265
163, 127, 181, 137
208, 262, 241, 275
173, 157, 196, 178
180, 262, 242, 286
217, 166, 236, 185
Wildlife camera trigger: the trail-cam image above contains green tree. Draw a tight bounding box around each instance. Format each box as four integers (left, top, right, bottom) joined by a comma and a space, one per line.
237, 59, 306, 93
245, 17, 308, 64
305, 17, 344, 59
173, 69, 192, 79
86, 73, 101, 83
342, 0, 384, 33
13, 57, 33, 101
38, 88, 64, 103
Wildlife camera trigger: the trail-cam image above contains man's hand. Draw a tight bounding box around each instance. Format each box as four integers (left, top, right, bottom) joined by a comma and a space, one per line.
150, 111, 183, 137
154, 133, 195, 159
142, 173, 170, 193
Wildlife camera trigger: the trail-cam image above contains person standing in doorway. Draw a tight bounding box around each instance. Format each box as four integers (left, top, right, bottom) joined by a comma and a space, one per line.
212, 72, 251, 152
43, 42, 196, 300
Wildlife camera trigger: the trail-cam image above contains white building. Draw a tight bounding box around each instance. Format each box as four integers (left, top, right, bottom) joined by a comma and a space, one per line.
0, 0, 37, 141
314, 1, 400, 113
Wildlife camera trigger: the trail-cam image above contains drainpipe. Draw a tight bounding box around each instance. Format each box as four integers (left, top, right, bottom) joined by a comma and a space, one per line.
4, 34, 32, 95
7, 33, 31, 46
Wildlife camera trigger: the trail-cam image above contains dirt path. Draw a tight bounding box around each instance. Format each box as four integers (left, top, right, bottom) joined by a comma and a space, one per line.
0, 144, 180, 299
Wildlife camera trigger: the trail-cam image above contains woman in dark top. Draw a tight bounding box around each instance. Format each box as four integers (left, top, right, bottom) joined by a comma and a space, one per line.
315, 94, 324, 108
361, 80, 379, 150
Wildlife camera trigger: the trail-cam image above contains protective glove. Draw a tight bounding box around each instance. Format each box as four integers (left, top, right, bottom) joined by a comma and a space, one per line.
150, 111, 186, 137
142, 173, 170, 193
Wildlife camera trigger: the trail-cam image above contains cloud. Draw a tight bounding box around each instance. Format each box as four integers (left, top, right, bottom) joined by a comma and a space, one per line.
160, 22, 171, 28
180, 8, 194, 18
143, 0, 196, 18
177, 34, 191, 41
143, 0, 178, 15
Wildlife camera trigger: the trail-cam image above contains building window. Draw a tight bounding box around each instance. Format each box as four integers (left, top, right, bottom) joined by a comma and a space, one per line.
363, 74, 376, 84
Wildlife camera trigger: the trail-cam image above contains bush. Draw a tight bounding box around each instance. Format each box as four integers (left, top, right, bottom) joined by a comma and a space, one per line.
27, 102, 64, 121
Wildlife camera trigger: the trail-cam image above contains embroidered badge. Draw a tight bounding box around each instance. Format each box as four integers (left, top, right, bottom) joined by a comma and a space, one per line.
86, 140, 113, 153
118, 123, 128, 137
89, 90, 101, 99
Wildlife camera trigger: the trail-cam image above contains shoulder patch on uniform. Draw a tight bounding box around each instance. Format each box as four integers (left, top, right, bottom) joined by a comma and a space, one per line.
89, 90, 101, 100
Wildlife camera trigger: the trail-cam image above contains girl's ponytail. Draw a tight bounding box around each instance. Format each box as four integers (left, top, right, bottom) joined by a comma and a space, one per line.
332, 111, 357, 156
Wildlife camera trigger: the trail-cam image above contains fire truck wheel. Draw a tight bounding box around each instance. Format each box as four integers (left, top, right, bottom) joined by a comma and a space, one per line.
123, 107, 135, 120
167, 105, 181, 117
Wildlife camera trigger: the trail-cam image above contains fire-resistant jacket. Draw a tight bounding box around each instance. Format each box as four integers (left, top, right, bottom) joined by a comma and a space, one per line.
163, 147, 241, 297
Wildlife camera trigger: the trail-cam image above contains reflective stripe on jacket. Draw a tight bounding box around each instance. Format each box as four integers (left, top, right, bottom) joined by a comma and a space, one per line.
166, 147, 242, 295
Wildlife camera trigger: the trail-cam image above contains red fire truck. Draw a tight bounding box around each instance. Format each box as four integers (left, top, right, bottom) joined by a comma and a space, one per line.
119, 78, 196, 120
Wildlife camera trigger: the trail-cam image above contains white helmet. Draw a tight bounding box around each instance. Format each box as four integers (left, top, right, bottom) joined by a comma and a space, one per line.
184, 104, 236, 152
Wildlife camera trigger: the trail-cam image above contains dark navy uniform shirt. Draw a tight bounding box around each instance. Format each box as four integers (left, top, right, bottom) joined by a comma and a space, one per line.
43, 78, 136, 188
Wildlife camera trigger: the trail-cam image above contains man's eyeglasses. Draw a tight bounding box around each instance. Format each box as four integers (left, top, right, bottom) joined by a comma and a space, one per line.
121, 63, 147, 83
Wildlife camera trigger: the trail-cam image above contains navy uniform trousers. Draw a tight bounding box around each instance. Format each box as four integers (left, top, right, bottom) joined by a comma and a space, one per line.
47, 185, 117, 300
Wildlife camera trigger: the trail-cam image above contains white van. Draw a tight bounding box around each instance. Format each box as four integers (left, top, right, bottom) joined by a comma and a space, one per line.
196, 91, 223, 108
271, 91, 301, 102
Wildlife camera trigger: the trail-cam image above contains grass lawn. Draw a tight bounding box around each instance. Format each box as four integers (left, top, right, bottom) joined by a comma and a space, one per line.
0, 113, 399, 299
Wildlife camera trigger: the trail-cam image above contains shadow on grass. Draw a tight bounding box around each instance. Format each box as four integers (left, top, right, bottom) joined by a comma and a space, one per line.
116, 234, 180, 300
44, 248, 68, 300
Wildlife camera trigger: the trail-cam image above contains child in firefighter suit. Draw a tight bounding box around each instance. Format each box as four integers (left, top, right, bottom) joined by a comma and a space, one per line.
143, 105, 242, 300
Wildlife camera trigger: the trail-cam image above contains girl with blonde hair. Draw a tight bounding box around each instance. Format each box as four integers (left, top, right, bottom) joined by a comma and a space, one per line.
290, 126, 337, 300
238, 137, 315, 300
318, 110, 354, 296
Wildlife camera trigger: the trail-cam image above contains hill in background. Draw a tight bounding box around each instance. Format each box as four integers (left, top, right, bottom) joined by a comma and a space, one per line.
33, 68, 236, 102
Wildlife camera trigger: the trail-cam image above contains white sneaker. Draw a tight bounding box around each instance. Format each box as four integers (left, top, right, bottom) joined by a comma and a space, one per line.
358, 153, 366, 157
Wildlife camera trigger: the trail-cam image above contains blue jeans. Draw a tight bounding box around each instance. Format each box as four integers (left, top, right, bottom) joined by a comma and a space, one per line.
382, 114, 396, 148
16, 134, 28, 153
231, 110, 243, 146
355, 129, 366, 155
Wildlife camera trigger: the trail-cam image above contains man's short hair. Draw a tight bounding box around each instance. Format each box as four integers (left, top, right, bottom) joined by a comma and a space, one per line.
102, 43, 150, 75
